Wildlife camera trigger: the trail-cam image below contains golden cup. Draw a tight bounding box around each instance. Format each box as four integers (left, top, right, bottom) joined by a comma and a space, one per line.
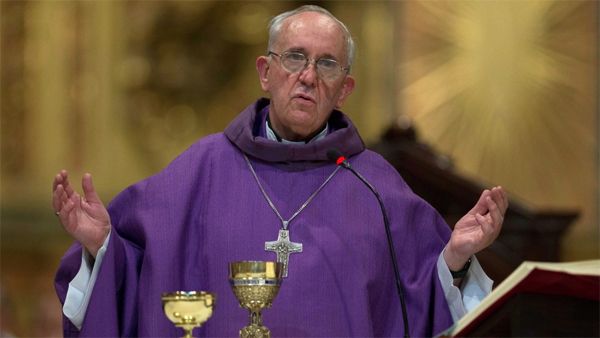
161, 291, 215, 338
229, 261, 283, 338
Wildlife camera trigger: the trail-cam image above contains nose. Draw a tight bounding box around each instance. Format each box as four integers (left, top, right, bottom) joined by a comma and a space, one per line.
298, 61, 318, 86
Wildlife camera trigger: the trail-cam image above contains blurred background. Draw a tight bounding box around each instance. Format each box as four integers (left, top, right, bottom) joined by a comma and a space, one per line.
1, 1, 597, 336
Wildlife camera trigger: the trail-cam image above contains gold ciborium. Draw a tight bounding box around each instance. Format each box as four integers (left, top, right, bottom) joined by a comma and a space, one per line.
229, 261, 283, 338
161, 291, 215, 338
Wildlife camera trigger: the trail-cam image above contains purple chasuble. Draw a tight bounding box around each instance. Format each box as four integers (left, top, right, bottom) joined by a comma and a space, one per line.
55, 98, 454, 337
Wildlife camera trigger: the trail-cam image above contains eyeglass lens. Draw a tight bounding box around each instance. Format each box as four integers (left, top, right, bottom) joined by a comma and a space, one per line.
279, 52, 344, 79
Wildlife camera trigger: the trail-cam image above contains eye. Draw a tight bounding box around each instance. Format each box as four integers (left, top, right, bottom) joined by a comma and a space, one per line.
317, 58, 338, 70
285, 52, 307, 63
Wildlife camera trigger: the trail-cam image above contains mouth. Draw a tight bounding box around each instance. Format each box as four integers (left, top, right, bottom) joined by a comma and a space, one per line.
292, 93, 316, 104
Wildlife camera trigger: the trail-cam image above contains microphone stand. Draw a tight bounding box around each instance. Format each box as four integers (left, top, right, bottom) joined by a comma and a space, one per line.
328, 150, 410, 338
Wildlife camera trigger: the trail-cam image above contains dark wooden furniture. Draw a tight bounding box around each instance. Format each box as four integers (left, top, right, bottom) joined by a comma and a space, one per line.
370, 125, 579, 283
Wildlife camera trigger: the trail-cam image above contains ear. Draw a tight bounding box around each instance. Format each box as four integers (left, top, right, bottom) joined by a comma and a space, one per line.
256, 56, 270, 92
335, 75, 355, 108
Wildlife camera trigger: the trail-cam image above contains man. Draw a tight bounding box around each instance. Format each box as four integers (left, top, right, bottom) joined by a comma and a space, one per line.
53, 5, 507, 337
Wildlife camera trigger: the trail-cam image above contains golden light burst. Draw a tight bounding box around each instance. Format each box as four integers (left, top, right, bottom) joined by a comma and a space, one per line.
398, 0, 597, 210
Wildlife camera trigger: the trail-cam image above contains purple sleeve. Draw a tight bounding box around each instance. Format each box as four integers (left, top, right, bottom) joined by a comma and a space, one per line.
54, 189, 144, 337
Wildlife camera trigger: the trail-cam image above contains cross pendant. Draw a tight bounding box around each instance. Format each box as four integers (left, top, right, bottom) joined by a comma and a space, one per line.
265, 229, 302, 278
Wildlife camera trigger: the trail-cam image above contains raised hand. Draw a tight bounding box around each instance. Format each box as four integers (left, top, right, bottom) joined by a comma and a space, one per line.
52, 170, 111, 258
444, 186, 508, 271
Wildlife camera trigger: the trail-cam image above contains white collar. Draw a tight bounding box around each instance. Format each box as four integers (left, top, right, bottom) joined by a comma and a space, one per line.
265, 120, 328, 144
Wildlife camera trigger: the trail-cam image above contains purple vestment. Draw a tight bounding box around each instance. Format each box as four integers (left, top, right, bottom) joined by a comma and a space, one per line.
55, 98, 454, 337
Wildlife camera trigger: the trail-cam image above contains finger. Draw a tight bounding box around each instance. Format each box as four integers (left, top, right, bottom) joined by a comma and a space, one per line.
476, 211, 495, 237
58, 186, 71, 211
485, 195, 503, 231
499, 186, 509, 212
475, 213, 487, 228
58, 194, 77, 229
475, 213, 496, 250
67, 194, 81, 230
67, 192, 81, 213
53, 184, 66, 212
488, 188, 502, 213
469, 189, 490, 215
52, 171, 65, 192
491, 186, 508, 214
62, 171, 75, 197
82, 173, 103, 205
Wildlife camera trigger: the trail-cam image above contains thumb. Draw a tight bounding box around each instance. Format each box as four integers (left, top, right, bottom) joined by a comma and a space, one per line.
469, 189, 490, 215
82, 173, 102, 205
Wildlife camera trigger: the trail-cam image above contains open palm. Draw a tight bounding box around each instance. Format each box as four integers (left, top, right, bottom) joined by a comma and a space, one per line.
52, 170, 111, 257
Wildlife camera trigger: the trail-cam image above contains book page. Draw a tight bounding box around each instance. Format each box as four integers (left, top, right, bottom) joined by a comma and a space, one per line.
440, 259, 600, 336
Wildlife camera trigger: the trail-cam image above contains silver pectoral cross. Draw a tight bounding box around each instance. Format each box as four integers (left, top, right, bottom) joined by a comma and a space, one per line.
265, 229, 302, 278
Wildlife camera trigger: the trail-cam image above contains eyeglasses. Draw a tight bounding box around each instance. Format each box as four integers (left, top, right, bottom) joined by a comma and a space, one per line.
268, 51, 349, 80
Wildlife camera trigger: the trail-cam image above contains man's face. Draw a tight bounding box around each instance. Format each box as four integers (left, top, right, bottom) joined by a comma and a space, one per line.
256, 12, 355, 141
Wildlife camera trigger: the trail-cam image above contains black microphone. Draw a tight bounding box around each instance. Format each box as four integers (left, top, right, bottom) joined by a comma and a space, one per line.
327, 149, 410, 338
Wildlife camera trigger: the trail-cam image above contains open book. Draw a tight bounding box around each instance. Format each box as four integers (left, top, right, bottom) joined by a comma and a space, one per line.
440, 259, 600, 337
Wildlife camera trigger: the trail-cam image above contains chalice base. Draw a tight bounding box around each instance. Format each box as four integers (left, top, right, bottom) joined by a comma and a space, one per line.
240, 323, 270, 338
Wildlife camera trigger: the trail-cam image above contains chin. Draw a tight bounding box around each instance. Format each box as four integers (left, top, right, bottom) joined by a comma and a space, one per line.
280, 119, 314, 138
286, 111, 315, 126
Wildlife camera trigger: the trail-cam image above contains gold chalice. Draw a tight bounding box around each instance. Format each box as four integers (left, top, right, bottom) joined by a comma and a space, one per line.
161, 291, 215, 338
229, 261, 283, 338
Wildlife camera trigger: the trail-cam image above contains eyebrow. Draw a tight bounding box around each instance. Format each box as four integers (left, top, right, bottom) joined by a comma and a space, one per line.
285, 47, 339, 61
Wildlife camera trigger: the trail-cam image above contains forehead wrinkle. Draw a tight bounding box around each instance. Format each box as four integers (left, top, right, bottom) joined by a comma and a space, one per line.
275, 12, 346, 61
287, 13, 337, 34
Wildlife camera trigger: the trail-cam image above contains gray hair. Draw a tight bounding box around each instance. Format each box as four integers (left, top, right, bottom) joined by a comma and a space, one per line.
267, 5, 356, 71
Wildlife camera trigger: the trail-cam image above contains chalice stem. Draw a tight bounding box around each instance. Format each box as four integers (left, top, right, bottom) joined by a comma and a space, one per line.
250, 311, 262, 326
240, 311, 270, 338
182, 329, 193, 338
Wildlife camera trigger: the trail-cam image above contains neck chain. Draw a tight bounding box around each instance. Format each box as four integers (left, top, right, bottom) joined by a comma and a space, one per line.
243, 153, 341, 277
